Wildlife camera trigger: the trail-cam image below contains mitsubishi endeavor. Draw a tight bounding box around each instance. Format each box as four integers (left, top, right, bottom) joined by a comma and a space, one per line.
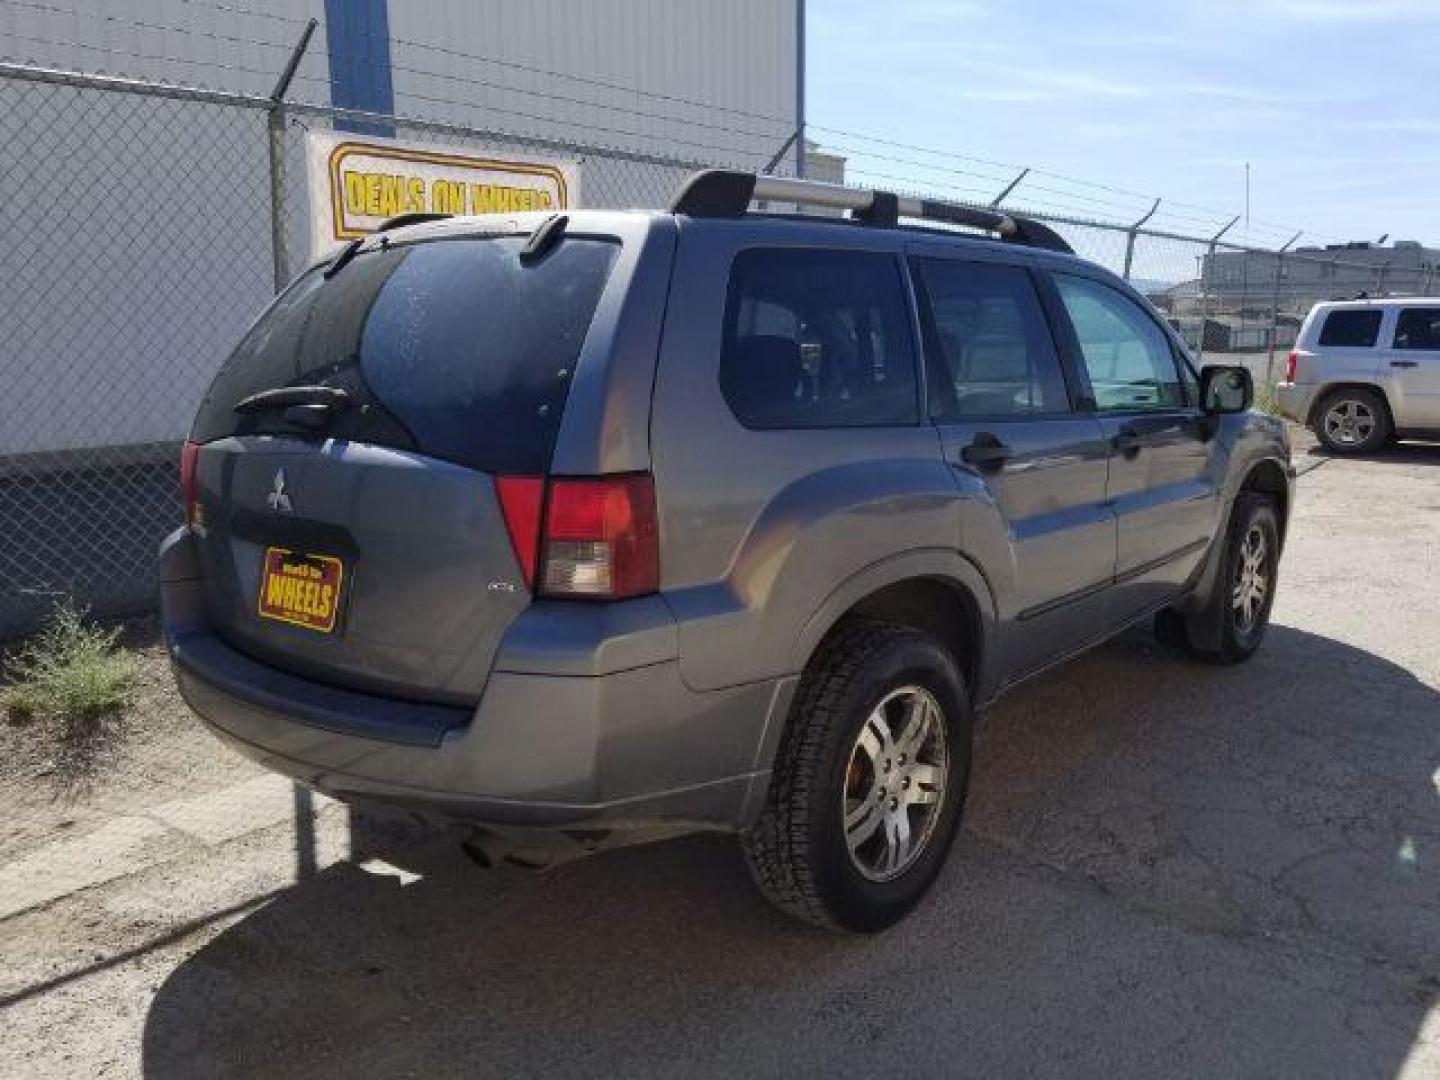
161, 170, 1293, 932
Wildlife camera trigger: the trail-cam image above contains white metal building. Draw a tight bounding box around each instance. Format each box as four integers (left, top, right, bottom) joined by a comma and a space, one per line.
0, 0, 804, 458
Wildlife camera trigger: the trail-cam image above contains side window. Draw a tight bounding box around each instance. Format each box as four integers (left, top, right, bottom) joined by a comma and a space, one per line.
913, 259, 1070, 419
1053, 274, 1185, 411
1395, 308, 1440, 351
720, 249, 919, 428
1318, 309, 1382, 348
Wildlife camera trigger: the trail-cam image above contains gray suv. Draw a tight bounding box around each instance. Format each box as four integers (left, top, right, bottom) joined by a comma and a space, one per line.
161, 170, 1293, 932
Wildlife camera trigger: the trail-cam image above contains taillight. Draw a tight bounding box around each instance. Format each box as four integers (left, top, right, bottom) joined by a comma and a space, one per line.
541, 474, 659, 599
494, 475, 544, 588
1284, 350, 1299, 383
179, 440, 201, 527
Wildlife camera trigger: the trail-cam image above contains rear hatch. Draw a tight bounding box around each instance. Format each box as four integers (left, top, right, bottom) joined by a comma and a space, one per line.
186, 228, 620, 704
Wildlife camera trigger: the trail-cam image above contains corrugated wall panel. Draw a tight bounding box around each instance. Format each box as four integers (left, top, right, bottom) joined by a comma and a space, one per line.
386, 0, 799, 182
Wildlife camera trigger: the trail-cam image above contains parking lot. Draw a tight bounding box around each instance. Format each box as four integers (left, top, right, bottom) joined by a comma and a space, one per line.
2, 438, 1437, 1079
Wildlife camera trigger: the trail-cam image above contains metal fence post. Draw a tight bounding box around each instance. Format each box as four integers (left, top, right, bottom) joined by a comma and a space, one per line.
1266, 231, 1301, 386
1197, 216, 1240, 366
260, 20, 320, 879
1121, 198, 1161, 281
267, 19, 317, 295
991, 168, 1028, 207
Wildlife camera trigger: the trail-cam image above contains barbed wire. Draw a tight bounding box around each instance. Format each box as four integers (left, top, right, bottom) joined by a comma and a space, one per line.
809, 123, 1350, 244
0, 26, 328, 89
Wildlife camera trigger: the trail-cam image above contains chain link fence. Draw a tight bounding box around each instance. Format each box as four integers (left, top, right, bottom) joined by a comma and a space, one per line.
0, 58, 1435, 637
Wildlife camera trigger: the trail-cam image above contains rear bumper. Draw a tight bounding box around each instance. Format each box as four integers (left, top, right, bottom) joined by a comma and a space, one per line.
160, 529, 791, 833
1275, 382, 1318, 425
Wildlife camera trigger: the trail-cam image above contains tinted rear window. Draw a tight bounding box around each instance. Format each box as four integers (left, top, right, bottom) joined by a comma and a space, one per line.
1318, 309, 1382, 348
191, 236, 618, 473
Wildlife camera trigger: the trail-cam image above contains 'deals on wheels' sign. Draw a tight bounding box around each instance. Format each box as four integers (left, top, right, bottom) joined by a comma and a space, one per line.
305, 131, 581, 258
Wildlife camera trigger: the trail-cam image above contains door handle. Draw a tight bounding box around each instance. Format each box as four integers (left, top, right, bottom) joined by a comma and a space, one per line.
1390, 360, 1418, 369
1111, 426, 1143, 455
960, 433, 1014, 468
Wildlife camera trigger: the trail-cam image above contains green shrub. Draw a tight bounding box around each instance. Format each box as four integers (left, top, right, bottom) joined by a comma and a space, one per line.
1253, 387, 1284, 418
3, 601, 138, 725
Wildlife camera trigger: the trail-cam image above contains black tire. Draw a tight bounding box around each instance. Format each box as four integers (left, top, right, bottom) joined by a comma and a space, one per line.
742, 621, 972, 933
1175, 492, 1281, 664
1313, 387, 1391, 454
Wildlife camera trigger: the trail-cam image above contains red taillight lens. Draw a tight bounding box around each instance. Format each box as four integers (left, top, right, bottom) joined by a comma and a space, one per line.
494, 475, 545, 588
1284, 350, 1299, 383
179, 440, 201, 526
540, 474, 659, 600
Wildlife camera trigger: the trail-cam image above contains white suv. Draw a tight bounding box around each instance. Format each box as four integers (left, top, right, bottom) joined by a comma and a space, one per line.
1277, 298, 1440, 453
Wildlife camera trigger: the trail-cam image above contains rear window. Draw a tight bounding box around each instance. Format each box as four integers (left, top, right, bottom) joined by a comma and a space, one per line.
913, 259, 1070, 418
1317, 308, 1382, 348
191, 236, 619, 474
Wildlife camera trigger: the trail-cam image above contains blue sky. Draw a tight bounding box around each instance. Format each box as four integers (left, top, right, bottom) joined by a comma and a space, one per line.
808, 0, 1440, 248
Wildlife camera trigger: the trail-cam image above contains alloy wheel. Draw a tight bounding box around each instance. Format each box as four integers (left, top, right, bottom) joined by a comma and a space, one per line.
1232, 524, 1269, 634
842, 685, 948, 882
1322, 399, 1376, 447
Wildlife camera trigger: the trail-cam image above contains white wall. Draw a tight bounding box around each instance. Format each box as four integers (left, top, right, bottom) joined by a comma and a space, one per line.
388, 0, 799, 176
0, 1, 800, 455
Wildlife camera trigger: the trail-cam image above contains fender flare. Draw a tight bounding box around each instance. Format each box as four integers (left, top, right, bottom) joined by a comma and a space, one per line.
789, 546, 998, 687
741, 548, 998, 800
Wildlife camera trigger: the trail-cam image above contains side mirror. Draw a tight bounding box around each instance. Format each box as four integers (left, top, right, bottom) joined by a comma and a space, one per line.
1200, 364, 1253, 415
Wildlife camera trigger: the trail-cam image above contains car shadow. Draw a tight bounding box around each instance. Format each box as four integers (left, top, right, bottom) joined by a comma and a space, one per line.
1304, 439, 1440, 467
140, 624, 1439, 1079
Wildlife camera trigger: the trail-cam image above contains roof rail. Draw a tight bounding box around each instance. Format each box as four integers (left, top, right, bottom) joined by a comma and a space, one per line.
669, 169, 1074, 255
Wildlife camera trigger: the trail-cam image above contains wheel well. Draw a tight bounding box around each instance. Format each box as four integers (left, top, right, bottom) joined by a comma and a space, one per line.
831, 577, 982, 698
1241, 459, 1290, 535
1306, 382, 1391, 427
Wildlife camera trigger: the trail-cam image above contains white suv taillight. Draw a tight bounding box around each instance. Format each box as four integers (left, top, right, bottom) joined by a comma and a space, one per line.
1284, 350, 1299, 383
495, 474, 660, 600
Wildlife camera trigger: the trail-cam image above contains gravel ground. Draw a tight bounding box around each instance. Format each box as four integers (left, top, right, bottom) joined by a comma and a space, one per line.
0, 618, 261, 864
1, 437, 1436, 1079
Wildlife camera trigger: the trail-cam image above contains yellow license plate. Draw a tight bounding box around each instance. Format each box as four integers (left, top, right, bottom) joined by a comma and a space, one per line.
257, 547, 344, 633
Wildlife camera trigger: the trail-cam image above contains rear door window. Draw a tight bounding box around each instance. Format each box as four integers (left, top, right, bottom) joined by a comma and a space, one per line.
1318, 309, 1383, 348
191, 236, 619, 474
720, 248, 919, 428
1395, 308, 1440, 350
911, 259, 1070, 418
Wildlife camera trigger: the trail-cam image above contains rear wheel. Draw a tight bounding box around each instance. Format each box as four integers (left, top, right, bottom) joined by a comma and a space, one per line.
742, 621, 972, 933
1314, 388, 1390, 454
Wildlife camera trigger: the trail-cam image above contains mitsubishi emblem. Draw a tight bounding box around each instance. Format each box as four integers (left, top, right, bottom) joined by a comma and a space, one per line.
267, 468, 294, 513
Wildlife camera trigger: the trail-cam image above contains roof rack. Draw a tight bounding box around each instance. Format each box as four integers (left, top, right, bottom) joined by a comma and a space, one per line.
669, 169, 1074, 255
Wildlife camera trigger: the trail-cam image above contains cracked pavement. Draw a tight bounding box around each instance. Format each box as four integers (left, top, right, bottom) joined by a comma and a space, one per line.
1, 441, 1437, 1078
